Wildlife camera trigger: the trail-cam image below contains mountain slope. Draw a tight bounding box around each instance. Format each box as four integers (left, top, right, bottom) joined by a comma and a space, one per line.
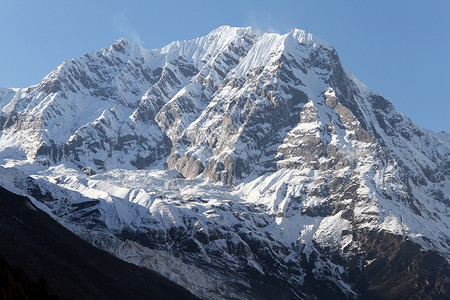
0, 185, 198, 300
0, 26, 448, 299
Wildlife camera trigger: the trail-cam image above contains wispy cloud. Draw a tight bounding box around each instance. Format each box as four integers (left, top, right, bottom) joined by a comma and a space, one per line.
113, 13, 143, 44
246, 11, 292, 34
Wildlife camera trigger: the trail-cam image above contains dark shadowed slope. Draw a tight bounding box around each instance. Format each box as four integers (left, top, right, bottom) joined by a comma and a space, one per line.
0, 186, 199, 300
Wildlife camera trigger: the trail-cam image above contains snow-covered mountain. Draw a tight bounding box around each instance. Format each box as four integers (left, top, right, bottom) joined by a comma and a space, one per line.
0, 26, 448, 299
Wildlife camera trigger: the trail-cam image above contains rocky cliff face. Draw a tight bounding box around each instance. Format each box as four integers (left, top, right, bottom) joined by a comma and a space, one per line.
0, 26, 448, 299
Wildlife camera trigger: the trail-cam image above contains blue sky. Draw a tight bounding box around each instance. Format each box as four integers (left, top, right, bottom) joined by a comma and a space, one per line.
1, 0, 449, 131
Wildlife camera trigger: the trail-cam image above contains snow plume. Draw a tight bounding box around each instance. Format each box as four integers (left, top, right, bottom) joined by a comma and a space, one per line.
113, 13, 143, 45
246, 11, 281, 34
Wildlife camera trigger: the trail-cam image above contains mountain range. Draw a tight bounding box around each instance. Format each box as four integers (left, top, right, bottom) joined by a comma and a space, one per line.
0, 26, 448, 299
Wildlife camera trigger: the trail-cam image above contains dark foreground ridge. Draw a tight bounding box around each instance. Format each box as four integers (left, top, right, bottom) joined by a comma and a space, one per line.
0, 257, 60, 299
0, 186, 198, 300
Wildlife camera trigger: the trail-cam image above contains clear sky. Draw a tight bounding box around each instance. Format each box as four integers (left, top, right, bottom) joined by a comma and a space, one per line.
1, 0, 449, 132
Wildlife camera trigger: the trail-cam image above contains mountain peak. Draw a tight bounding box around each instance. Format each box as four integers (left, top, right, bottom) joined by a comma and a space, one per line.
289, 28, 332, 49
204, 26, 331, 50
207, 25, 262, 37
110, 37, 131, 52
106, 37, 149, 59
112, 37, 147, 48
